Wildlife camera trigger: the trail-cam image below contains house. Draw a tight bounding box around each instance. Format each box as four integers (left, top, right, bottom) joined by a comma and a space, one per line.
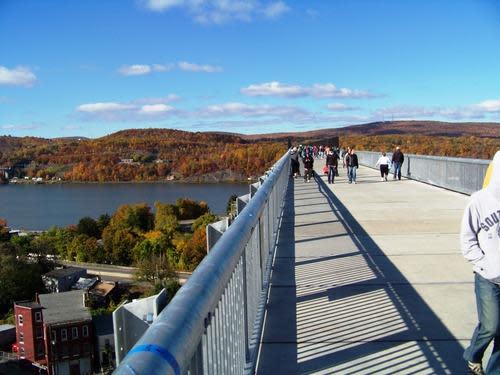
71, 277, 99, 291
88, 281, 117, 307
0, 324, 16, 350
43, 267, 87, 293
112, 289, 167, 365
92, 314, 115, 372
14, 290, 94, 375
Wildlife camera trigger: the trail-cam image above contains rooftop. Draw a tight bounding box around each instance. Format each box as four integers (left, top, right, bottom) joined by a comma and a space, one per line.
72, 276, 99, 291
39, 290, 91, 324
44, 266, 86, 279
90, 281, 116, 298
15, 301, 42, 309
0, 324, 15, 332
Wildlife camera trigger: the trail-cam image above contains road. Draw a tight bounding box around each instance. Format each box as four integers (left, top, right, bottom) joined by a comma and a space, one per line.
60, 260, 191, 284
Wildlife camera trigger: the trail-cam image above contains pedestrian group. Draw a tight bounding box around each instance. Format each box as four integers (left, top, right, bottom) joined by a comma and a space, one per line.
290, 145, 405, 185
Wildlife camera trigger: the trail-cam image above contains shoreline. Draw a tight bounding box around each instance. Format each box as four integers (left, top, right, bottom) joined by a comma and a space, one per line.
2, 179, 253, 186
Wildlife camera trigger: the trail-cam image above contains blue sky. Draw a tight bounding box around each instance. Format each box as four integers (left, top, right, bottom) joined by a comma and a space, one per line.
1, 0, 499, 138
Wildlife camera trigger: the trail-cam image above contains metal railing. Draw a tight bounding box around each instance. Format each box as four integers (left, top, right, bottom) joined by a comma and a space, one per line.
356, 151, 489, 195
114, 152, 291, 375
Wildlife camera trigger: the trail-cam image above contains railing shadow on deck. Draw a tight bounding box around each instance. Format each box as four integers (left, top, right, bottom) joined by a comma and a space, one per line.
258, 171, 467, 375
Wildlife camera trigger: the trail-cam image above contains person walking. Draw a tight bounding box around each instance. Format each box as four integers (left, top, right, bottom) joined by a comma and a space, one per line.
290, 147, 300, 178
303, 151, 314, 183
325, 149, 338, 184
334, 147, 340, 176
462, 151, 500, 375
343, 147, 351, 169
375, 152, 391, 181
392, 147, 404, 180
346, 149, 359, 184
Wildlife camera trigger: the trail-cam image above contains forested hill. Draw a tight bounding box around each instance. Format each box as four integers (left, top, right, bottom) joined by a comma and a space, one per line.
240, 120, 500, 160
240, 120, 500, 140
0, 129, 286, 182
1, 121, 499, 182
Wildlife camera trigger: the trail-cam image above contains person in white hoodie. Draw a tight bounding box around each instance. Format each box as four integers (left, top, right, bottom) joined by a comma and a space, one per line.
462, 151, 500, 375
375, 152, 391, 181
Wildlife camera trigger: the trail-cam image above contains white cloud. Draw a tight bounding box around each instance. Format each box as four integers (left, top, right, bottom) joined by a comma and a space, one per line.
152, 63, 174, 72
141, 0, 290, 24
198, 102, 309, 119
0, 66, 37, 87
241, 81, 376, 99
306, 9, 319, 17
326, 103, 359, 111
77, 102, 135, 113
373, 105, 484, 120
118, 62, 221, 75
133, 94, 181, 104
475, 99, 500, 113
145, 0, 184, 11
262, 1, 290, 18
118, 64, 152, 76
139, 104, 175, 114
76, 95, 180, 121
178, 61, 223, 73
1, 123, 39, 130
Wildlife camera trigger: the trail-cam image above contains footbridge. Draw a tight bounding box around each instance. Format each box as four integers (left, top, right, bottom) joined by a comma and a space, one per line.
115, 151, 490, 375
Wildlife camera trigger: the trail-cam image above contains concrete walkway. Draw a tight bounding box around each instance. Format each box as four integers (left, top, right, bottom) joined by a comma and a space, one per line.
257, 164, 479, 374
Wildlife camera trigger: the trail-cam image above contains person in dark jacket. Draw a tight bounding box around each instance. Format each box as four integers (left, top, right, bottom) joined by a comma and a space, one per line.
303, 151, 314, 183
392, 147, 404, 180
346, 149, 359, 184
325, 150, 338, 184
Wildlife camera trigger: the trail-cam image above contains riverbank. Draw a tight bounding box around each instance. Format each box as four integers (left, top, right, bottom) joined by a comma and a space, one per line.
4, 171, 256, 185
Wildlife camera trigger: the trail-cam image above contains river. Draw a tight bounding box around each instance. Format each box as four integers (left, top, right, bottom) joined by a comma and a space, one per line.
0, 182, 249, 230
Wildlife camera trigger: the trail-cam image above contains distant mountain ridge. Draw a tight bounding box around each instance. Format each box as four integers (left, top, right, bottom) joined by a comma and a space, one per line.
240, 120, 500, 140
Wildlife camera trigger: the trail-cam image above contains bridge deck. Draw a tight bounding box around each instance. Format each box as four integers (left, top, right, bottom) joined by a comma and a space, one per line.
257, 164, 479, 374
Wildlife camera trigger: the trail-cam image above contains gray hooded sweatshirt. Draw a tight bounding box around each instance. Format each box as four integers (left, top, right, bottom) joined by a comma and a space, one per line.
461, 151, 500, 282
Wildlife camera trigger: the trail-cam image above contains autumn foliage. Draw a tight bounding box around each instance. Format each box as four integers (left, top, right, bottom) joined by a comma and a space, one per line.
340, 134, 499, 160
0, 129, 286, 182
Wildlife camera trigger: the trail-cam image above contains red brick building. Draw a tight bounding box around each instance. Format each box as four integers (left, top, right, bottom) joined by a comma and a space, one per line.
14, 290, 94, 375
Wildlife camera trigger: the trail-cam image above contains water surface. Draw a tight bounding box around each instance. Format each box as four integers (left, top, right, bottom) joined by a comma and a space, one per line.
0, 183, 249, 230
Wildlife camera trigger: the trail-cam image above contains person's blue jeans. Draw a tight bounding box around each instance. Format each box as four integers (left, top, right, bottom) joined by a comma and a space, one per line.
348, 166, 357, 182
393, 162, 402, 180
464, 273, 500, 373
328, 166, 336, 184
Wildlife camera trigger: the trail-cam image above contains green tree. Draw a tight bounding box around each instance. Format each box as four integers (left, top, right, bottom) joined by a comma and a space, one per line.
176, 198, 209, 220
77, 217, 100, 238
10, 234, 33, 256
154, 202, 179, 238
67, 234, 102, 263
135, 254, 176, 283
97, 213, 111, 236
37, 227, 76, 259
226, 194, 238, 215
102, 227, 138, 265
191, 212, 218, 232
0, 251, 47, 317
110, 204, 154, 233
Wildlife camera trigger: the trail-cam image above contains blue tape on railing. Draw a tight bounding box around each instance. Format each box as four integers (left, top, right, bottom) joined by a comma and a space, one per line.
127, 344, 181, 375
